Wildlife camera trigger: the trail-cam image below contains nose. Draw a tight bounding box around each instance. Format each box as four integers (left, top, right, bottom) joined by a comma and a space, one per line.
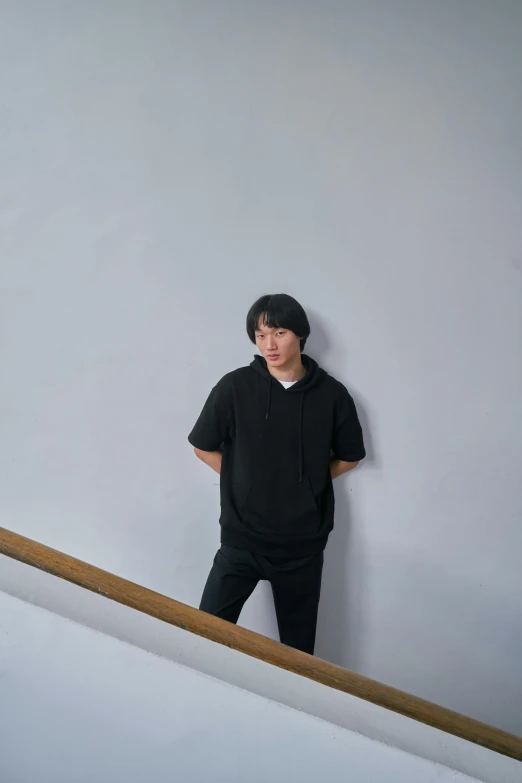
266, 337, 277, 351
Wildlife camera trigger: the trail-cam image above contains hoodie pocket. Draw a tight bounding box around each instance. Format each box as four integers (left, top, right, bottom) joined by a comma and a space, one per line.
243, 469, 320, 538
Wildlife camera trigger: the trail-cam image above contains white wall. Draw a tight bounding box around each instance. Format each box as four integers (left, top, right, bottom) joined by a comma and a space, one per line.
1, 0, 521, 735
2, 559, 520, 783
0, 589, 500, 783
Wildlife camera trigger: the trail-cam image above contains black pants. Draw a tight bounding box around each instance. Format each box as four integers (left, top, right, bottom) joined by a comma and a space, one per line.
199, 545, 324, 655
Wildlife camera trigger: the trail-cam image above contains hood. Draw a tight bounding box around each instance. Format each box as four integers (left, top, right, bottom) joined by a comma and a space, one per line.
250, 353, 326, 392
250, 354, 327, 482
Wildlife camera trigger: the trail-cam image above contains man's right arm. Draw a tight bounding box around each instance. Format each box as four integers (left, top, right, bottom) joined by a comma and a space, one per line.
193, 447, 222, 475
188, 376, 232, 473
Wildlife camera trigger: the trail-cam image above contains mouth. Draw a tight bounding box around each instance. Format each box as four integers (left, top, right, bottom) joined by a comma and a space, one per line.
266, 354, 280, 360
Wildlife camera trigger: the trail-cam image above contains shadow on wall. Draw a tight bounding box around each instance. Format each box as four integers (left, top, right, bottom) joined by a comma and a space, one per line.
306, 307, 377, 673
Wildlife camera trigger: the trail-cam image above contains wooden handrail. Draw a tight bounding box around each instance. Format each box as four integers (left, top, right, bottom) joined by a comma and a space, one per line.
1, 526, 521, 762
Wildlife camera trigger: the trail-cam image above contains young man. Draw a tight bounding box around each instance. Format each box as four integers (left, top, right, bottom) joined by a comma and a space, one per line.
188, 293, 365, 655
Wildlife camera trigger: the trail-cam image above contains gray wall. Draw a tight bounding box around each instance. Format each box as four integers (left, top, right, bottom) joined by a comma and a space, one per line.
1, 1, 521, 733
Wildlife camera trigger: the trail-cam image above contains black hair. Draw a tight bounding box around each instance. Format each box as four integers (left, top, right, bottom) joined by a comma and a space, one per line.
246, 293, 311, 352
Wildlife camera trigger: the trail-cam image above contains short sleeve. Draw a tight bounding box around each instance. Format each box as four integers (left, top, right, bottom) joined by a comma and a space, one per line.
331, 386, 366, 462
188, 378, 233, 452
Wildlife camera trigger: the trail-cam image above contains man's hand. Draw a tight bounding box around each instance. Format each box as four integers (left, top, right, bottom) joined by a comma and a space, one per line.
330, 457, 360, 480
193, 447, 222, 475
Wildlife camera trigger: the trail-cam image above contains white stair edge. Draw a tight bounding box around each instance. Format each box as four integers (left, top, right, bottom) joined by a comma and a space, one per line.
0, 554, 520, 783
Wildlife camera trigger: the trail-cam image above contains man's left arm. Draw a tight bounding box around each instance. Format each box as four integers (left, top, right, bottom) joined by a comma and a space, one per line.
331, 384, 366, 479
330, 457, 360, 480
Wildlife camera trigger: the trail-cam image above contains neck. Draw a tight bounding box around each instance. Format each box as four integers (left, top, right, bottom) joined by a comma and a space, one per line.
266, 355, 306, 383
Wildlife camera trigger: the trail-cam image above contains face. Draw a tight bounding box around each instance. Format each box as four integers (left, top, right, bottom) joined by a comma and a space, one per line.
255, 316, 302, 369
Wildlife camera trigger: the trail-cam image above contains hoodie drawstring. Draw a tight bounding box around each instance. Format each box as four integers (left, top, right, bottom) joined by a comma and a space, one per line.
298, 391, 305, 483
265, 375, 272, 419
265, 376, 305, 483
